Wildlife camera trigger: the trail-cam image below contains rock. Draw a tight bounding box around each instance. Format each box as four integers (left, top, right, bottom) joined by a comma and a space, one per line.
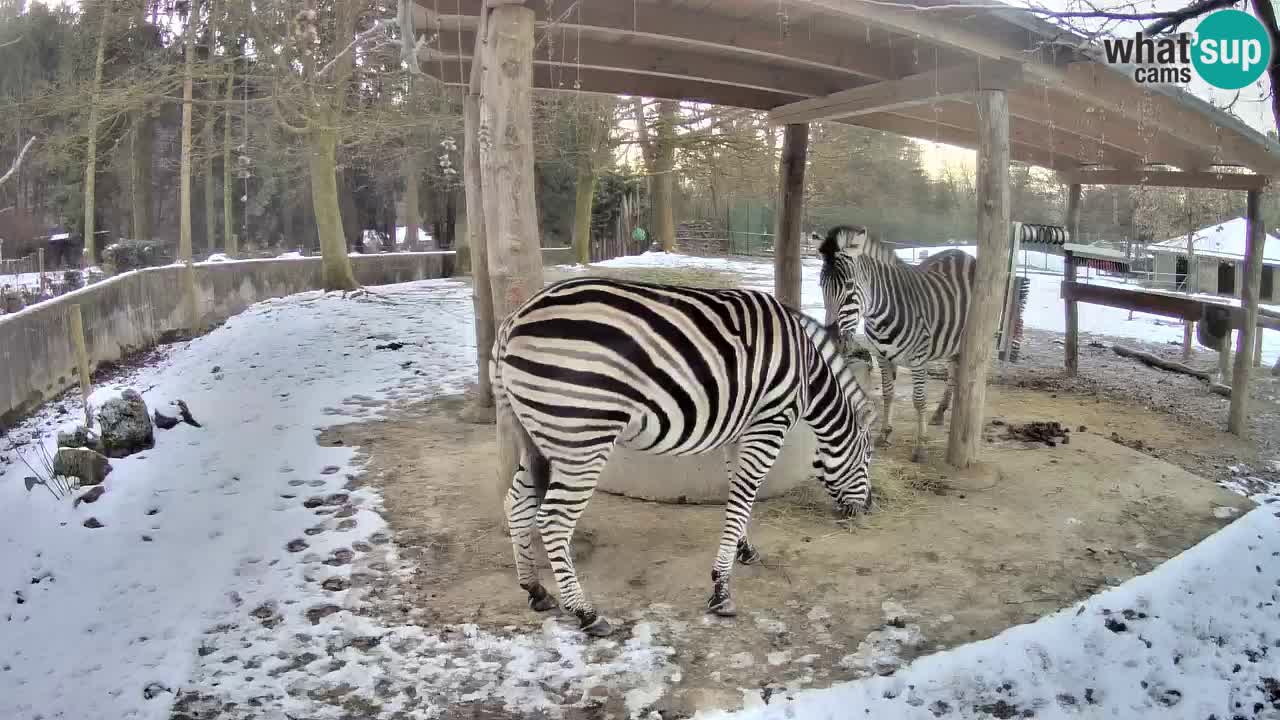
57, 425, 102, 452
74, 486, 106, 507
153, 410, 179, 430
54, 447, 112, 486
98, 390, 154, 458
83, 517, 104, 529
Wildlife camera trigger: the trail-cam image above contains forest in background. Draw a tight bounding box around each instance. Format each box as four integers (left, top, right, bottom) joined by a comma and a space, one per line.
1, 0, 1278, 278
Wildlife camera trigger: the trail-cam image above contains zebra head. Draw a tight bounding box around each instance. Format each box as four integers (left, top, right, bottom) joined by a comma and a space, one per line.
817, 225, 868, 343
822, 410, 875, 518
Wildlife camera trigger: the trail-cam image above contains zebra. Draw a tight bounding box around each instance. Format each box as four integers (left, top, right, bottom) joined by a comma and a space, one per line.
817, 224, 976, 463
491, 276, 877, 636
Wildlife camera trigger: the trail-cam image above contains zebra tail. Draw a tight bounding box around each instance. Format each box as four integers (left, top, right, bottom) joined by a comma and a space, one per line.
489, 330, 551, 502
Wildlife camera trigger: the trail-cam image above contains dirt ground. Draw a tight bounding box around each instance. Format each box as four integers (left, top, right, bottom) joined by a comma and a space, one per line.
330, 378, 1255, 718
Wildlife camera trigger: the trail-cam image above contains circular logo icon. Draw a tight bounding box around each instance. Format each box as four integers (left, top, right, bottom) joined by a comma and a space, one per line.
1192, 9, 1273, 90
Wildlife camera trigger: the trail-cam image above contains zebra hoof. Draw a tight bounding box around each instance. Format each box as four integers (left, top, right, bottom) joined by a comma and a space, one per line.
524, 583, 558, 612
911, 447, 927, 463
528, 593, 558, 612
928, 414, 946, 427
707, 596, 737, 617
736, 545, 762, 566
580, 615, 613, 637
876, 432, 893, 448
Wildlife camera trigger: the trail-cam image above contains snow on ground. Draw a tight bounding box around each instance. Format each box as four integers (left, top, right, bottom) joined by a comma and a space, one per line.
0, 279, 677, 719
2, 253, 1277, 719
702, 501, 1280, 720
587, 249, 1280, 367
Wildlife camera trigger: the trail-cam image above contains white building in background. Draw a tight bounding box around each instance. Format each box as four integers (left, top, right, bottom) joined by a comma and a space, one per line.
1148, 218, 1279, 302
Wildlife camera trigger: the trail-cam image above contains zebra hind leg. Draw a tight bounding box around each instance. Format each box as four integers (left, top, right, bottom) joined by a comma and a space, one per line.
506, 448, 557, 613
877, 361, 897, 446
929, 359, 958, 426
709, 427, 789, 617
537, 457, 613, 636
910, 365, 929, 463
724, 443, 761, 566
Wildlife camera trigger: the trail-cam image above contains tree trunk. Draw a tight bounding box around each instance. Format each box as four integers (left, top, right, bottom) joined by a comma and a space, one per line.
480, 5, 542, 503
403, 148, 420, 250
653, 99, 678, 252
202, 2, 219, 255
946, 90, 1010, 469
223, 67, 236, 255
178, 0, 198, 264
83, 2, 112, 266
463, 12, 494, 410
572, 156, 596, 264
130, 114, 153, 241
309, 128, 358, 290
1228, 190, 1266, 435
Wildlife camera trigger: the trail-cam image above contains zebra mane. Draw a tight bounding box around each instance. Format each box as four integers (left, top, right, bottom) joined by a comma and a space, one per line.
788, 308, 877, 428
818, 225, 901, 268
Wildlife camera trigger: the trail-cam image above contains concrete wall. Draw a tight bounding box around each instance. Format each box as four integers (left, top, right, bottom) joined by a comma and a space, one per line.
1, 252, 453, 430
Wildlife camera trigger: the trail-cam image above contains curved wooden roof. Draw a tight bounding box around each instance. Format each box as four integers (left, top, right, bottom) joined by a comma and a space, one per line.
412, 0, 1280, 180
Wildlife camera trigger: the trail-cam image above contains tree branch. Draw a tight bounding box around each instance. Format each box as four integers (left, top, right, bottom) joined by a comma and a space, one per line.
317, 20, 394, 77
272, 94, 312, 136
1252, 0, 1280, 132
0, 137, 36, 188
1145, 0, 1241, 34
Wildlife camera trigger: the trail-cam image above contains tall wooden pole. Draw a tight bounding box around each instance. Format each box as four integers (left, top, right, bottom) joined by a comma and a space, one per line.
481, 4, 542, 505
1064, 184, 1082, 376
946, 90, 1010, 469
773, 123, 808, 310
464, 7, 496, 412
1228, 189, 1266, 436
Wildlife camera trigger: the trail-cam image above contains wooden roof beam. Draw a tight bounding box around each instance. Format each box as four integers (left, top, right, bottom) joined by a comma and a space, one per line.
421, 1, 899, 84
1057, 168, 1271, 191
768, 60, 1023, 125
421, 60, 804, 110
426, 30, 862, 99
845, 112, 1081, 171
793, 0, 1280, 174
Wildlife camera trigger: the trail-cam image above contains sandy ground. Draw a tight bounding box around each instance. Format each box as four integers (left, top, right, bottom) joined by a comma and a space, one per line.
329, 379, 1253, 718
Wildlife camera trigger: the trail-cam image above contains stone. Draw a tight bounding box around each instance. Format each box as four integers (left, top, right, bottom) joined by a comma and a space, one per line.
54, 447, 112, 486
97, 390, 154, 458
57, 425, 102, 453
74, 486, 106, 507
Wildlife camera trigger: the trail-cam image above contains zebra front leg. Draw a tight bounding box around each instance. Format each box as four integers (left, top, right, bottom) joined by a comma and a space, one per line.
506, 453, 557, 613
536, 461, 612, 636
910, 366, 929, 463
877, 361, 897, 447
929, 359, 957, 426
724, 443, 761, 566
709, 429, 787, 617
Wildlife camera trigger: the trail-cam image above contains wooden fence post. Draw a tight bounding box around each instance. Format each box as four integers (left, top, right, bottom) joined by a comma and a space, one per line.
773, 123, 808, 311
37, 248, 45, 296
68, 304, 92, 428
1064, 184, 1082, 376
1228, 189, 1266, 435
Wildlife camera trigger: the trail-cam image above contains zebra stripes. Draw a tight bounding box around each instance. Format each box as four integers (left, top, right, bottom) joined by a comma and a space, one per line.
818, 225, 976, 462
491, 276, 876, 636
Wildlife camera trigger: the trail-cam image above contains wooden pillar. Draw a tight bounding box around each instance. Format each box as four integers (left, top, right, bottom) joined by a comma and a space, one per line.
773, 123, 808, 310
1228, 189, 1266, 435
1254, 330, 1263, 368
464, 6, 496, 414
1063, 184, 1082, 376
480, 4, 543, 505
946, 90, 1010, 469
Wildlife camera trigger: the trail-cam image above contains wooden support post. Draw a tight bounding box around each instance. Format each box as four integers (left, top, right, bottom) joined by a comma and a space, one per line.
1228, 189, 1266, 436
480, 4, 543, 510
463, 6, 496, 416
1063, 184, 1082, 376
946, 90, 1010, 469
37, 247, 45, 296
1219, 332, 1232, 384
68, 304, 92, 428
1254, 329, 1263, 368
773, 123, 808, 310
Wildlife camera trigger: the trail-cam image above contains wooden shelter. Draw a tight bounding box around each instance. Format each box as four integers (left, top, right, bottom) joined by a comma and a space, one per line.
411, 0, 1280, 466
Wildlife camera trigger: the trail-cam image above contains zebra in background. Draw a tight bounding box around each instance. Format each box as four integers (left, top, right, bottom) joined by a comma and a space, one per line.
818, 225, 976, 463
491, 276, 877, 636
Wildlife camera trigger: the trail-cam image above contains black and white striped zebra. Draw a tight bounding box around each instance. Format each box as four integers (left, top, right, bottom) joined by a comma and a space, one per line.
818, 225, 976, 462
491, 276, 876, 636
